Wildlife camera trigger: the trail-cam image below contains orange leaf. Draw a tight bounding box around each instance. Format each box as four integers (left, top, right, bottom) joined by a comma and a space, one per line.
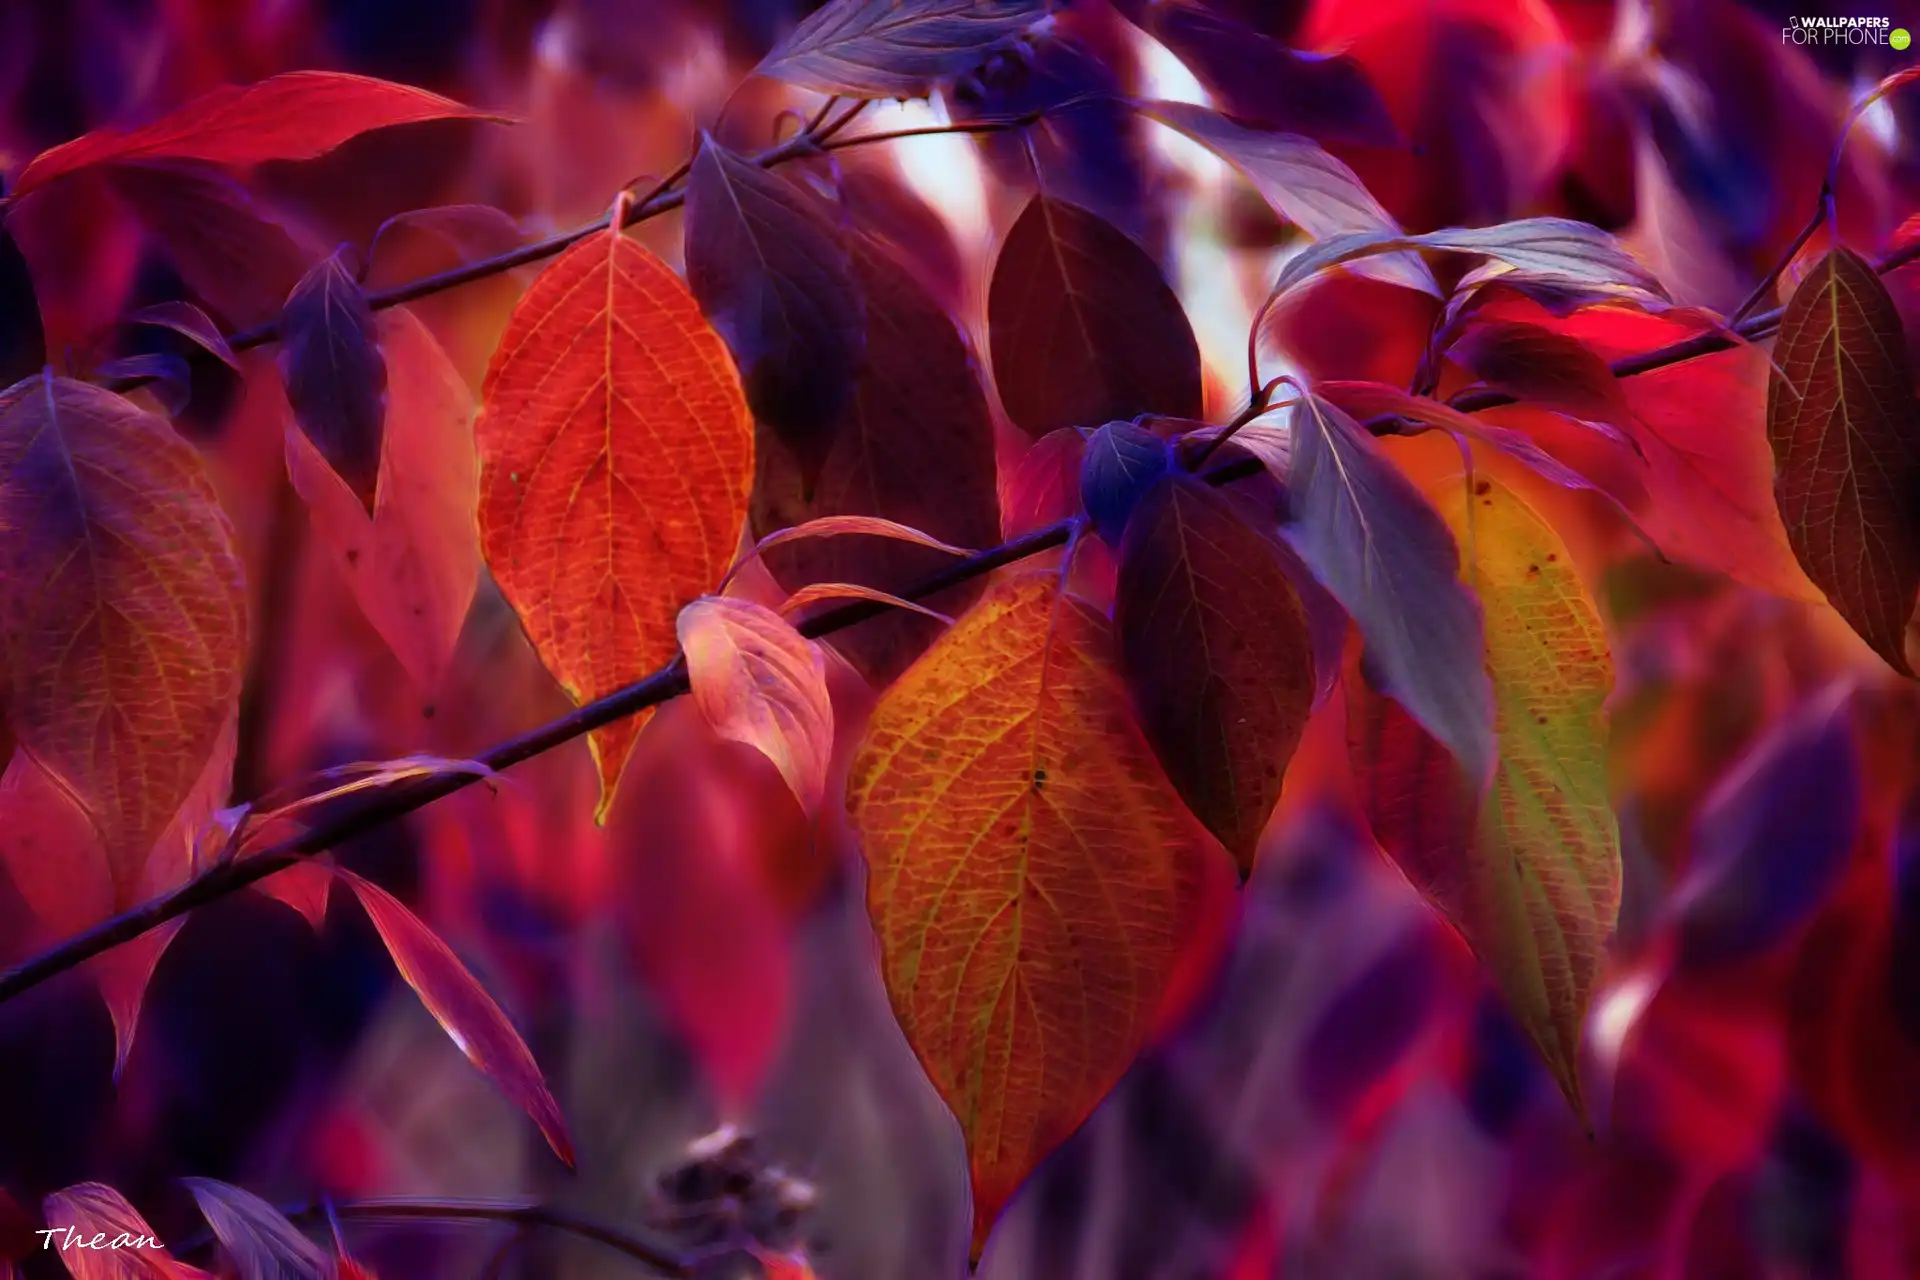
39, 1183, 209, 1279
1766, 248, 1920, 675
9, 72, 509, 198
0, 374, 248, 901
848, 568, 1236, 1241
336, 868, 576, 1166
288, 308, 481, 693
1114, 475, 1316, 871
477, 229, 751, 817
678, 597, 834, 817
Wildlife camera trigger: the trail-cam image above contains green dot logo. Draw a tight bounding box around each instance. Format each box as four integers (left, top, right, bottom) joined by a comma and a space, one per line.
1895, 27, 1912, 50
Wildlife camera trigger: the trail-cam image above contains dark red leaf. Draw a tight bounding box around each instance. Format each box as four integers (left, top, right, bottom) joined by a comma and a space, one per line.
1766, 248, 1920, 675
1001, 427, 1088, 537
105, 163, 315, 329
755, 0, 1051, 100
752, 233, 1000, 683
685, 134, 864, 478
1447, 319, 1636, 436
279, 248, 388, 513
1115, 474, 1316, 870
989, 195, 1202, 438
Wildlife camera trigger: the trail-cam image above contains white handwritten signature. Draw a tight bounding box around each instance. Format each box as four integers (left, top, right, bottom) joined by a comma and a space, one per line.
34, 1226, 165, 1251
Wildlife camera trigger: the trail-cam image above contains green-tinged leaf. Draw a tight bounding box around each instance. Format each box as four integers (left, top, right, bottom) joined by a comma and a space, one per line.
1766, 247, 1920, 674
1349, 476, 1619, 1115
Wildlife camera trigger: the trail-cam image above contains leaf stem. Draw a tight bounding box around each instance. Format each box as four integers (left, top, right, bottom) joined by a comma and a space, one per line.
1727, 186, 1833, 328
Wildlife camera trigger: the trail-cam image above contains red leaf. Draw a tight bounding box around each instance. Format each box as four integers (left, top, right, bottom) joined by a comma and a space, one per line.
9, 72, 508, 198
1766, 248, 1920, 675
477, 229, 752, 817
1000, 428, 1087, 538
337, 868, 576, 1166
280, 248, 388, 513
1446, 319, 1637, 436
988, 196, 1202, 438
289, 307, 479, 692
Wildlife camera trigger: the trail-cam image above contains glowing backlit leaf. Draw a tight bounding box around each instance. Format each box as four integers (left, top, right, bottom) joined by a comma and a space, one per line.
1350, 477, 1619, 1114
678, 597, 834, 817
1115, 475, 1315, 871
848, 568, 1236, 1236
10, 72, 507, 197
1766, 248, 1920, 675
0, 374, 247, 898
477, 230, 752, 818
337, 868, 576, 1166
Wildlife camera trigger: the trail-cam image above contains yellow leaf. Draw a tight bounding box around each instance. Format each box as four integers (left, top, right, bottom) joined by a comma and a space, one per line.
1349, 477, 1619, 1116
848, 568, 1235, 1240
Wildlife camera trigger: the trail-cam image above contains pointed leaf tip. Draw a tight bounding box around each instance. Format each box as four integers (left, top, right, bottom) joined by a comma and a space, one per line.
339, 870, 577, 1166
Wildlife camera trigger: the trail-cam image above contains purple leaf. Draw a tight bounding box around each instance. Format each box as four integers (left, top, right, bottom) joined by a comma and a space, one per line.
95, 353, 192, 416
1667, 683, 1862, 972
953, 28, 1153, 244
126, 300, 240, 371
1141, 100, 1433, 295
1080, 419, 1171, 546
756, 0, 1051, 100
184, 1178, 329, 1280
278, 246, 387, 514
989, 195, 1201, 437
1133, 0, 1398, 147
685, 133, 864, 481
1280, 390, 1494, 787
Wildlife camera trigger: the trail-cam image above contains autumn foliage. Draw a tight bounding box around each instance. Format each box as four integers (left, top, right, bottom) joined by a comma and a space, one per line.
2, 0, 1920, 1276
